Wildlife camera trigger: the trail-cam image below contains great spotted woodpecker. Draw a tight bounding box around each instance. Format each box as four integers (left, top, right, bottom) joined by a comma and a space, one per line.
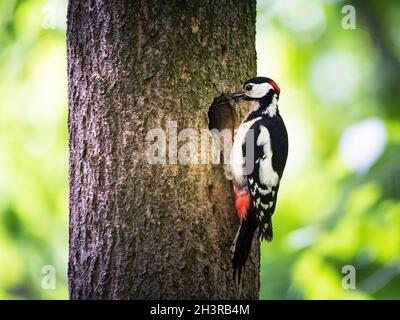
228, 77, 288, 281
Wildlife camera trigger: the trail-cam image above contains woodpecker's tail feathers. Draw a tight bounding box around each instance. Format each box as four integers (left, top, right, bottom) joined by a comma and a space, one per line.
231, 219, 257, 283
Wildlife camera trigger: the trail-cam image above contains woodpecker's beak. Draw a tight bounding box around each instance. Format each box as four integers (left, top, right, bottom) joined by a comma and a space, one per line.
230, 91, 245, 100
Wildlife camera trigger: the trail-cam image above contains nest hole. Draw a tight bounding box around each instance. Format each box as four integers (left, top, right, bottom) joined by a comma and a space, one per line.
207, 94, 239, 132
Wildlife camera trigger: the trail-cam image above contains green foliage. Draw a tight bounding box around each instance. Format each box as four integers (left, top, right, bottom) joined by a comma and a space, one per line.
0, 0, 399, 299
0, 0, 68, 299
258, 0, 400, 299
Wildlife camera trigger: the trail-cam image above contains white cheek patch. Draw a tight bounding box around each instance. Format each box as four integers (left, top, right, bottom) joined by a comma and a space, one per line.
257, 125, 279, 187
246, 83, 273, 99
231, 117, 262, 185
263, 94, 278, 117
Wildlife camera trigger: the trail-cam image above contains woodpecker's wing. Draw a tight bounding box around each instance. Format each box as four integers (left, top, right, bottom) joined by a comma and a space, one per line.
244, 115, 288, 240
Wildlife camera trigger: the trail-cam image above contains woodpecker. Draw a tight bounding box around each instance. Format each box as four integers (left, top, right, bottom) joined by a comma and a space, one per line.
228, 77, 288, 281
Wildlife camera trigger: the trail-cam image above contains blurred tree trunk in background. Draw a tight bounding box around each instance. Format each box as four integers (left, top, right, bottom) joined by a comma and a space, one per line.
67, 0, 258, 299
350, 0, 400, 118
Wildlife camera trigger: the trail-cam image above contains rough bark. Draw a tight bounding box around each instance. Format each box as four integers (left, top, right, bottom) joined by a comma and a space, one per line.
67, 0, 258, 299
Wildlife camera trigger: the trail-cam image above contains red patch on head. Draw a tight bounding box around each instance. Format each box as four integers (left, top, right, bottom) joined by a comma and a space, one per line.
269, 79, 280, 93
234, 187, 250, 223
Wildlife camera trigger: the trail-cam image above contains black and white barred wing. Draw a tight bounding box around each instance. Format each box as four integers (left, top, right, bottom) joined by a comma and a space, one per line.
245, 122, 285, 241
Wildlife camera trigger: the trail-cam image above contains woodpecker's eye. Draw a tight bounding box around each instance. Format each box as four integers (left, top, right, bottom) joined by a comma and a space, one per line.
245, 84, 253, 91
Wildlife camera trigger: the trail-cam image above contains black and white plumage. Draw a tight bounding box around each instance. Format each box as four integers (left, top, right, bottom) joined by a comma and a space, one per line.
229, 77, 288, 281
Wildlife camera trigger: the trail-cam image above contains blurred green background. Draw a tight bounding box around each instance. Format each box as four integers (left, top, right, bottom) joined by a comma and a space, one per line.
0, 0, 399, 299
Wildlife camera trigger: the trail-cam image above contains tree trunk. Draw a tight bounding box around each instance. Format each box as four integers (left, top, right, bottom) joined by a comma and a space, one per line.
67, 0, 258, 299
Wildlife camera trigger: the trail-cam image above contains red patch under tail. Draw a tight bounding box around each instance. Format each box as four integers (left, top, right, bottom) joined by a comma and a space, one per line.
234, 186, 250, 223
